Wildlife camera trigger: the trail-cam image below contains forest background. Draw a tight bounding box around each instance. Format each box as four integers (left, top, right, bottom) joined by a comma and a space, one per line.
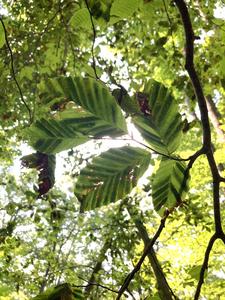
0, 0, 225, 299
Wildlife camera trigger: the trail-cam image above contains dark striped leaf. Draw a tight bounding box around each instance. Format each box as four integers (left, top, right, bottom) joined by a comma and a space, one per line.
133, 80, 183, 155
75, 146, 151, 211
152, 158, 189, 215
26, 77, 127, 154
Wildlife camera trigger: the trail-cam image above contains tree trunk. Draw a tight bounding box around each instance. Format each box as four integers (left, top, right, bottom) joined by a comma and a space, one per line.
206, 95, 225, 142
84, 240, 111, 297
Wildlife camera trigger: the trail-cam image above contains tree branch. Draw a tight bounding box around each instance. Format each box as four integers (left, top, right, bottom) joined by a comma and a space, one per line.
194, 234, 216, 300
174, 1, 225, 298
0, 17, 33, 124
116, 214, 168, 299
84, 240, 111, 296
84, 0, 99, 79
173, 0, 211, 150
205, 95, 225, 143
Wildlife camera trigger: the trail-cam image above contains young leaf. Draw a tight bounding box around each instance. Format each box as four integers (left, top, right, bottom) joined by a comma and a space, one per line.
152, 158, 189, 215
75, 146, 151, 211
0, 25, 6, 49
26, 77, 127, 154
21, 152, 56, 196
133, 80, 183, 155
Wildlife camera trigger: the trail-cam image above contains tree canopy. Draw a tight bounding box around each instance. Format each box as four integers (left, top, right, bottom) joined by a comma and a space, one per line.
0, 0, 225, 299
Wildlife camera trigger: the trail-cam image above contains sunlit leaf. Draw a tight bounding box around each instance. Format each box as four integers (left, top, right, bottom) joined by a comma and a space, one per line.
26, 77, 127, 154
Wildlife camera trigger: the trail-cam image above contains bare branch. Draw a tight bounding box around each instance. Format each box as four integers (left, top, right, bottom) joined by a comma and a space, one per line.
194, 234, 216, 300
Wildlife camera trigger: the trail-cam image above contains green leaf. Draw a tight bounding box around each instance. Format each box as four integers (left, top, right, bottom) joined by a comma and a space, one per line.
70, 8, 92, 30
152, 158, 188, 214
133, 80, 183, 155
0, 24, 5, 49
75, 146, 151, 211
110, 0, 140, 23
26, 77, 127, 154
188, 265, 204, 280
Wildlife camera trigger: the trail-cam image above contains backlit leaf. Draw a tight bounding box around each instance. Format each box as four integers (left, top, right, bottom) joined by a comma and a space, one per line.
75, 146, 151, 211
133, 80, 183, 155
26, 77, 127, 154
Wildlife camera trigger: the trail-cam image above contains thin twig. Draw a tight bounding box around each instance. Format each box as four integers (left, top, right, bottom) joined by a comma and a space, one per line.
126, 288, 137, 300
162, 0, 183, 69
89, 135, 203, 162
116, 214, 168, 299
84, 0, 99, 79
0, 17, 32, 124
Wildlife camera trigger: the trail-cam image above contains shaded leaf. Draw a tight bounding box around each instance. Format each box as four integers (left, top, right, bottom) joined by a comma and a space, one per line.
152, 158, 188, 214
110, 0, 140, 24
188, 265, 204, 280
75, 146, 151, 211
133, 80, 183, 155
32, 283, 83, 300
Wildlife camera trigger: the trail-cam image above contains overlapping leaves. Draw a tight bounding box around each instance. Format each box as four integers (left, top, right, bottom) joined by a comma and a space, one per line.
152, 158, 188, 214
26, 77, 127, 154
75, 146, 151, 211
133, 80, 183, 155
